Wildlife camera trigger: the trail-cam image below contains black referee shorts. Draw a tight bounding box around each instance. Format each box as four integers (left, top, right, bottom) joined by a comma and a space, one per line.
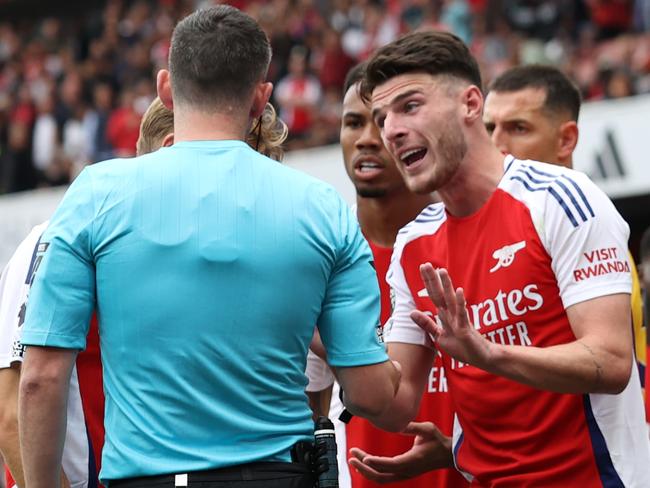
108, 462, 315, 488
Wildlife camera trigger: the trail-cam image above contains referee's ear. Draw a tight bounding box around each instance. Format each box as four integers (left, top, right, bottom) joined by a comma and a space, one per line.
156, 69, 173, 110
250, 82, 273, 119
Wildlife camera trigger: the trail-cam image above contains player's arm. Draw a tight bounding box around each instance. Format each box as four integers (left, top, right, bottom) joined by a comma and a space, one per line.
331, 342, 431, 433
332, 359, 402, 428
0, 364, 25, 488
414, 266, 631, 394
19, 346, 77, 488
415, 171, 636, 394
496, 291, 630, 393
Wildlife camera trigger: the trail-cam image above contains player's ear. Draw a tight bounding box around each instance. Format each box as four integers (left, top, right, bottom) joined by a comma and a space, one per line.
162, 132, 174, 148
250, 82, 273, 119
461, 85, 484, 124
558, 120, 578, 164
157, 69, 173, 110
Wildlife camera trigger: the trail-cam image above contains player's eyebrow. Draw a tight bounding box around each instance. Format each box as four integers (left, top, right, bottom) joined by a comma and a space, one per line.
371, 89, 421, 121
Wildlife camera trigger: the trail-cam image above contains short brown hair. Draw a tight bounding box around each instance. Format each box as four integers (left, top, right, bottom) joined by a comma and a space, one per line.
136, 97, 173, 156
360, 30, 482, 101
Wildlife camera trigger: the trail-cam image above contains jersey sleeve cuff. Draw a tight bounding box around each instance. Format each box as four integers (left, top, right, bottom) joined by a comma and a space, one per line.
0, 354, 24, 369
384, 324, 435, 349
326, 347, 388, 368
20, 330, 85, 350
561, 281, 632, 310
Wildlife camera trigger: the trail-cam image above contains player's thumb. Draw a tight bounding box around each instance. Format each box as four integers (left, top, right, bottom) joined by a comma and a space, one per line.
402, 421, 438, 437
410, 310, 441, 340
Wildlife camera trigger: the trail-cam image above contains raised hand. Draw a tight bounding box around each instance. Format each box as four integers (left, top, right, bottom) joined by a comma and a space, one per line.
410, 264, 494, 369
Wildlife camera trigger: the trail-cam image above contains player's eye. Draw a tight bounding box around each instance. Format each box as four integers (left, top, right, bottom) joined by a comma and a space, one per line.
404, 101, 419, 113
344, 118, 362, 129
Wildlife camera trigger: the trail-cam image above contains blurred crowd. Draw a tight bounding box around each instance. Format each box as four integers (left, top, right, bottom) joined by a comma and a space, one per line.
1, 0, 649, 194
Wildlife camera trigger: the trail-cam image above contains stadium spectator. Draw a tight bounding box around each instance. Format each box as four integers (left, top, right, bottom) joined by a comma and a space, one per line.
90, 81, 116, 162
31, 92, 60, 186
275, 45, 322, 145
105, 86, 141, 158
0, 0, 650, 193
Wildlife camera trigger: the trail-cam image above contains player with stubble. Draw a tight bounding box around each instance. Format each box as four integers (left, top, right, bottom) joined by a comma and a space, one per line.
352, 30, 650, 486
306, 63, 467, 487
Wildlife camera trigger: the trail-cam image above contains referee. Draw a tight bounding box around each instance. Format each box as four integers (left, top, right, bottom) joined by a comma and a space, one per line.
17, 6, 400, 488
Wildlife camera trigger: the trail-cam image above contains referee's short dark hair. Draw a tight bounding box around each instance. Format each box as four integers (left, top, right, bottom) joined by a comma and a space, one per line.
488, 65, 582, 121
169, 5, 271, 110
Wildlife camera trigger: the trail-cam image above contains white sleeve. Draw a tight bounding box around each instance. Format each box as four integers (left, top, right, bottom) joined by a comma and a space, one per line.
542, 171, 631, 308
305, 349, 335, 392
0, 223, 48, 368
383, 236, 435, 349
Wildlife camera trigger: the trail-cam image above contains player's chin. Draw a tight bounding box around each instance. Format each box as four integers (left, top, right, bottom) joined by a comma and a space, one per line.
356, 184, 388, 199
405, 173, 435, 195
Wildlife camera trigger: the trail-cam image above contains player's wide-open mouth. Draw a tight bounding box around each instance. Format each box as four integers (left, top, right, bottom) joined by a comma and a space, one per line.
400, 148, 427, 166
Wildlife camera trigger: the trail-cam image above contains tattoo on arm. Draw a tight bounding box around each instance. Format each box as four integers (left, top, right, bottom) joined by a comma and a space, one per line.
579, 342, 603, 390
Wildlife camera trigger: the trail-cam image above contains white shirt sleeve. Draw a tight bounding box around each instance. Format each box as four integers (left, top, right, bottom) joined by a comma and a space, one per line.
383, 230, 435, 349
0, 222, 49, 368
540, 170, 631, 309
305, 349, 335, 392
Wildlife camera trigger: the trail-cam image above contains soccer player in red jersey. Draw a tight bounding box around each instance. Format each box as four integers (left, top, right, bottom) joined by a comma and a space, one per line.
335, 64, 467, 488
354, 30, 650, 486
483, 63, 648, 428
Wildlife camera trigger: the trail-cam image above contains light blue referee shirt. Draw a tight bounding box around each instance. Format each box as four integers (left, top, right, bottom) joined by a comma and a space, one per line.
21, 140, 386, 483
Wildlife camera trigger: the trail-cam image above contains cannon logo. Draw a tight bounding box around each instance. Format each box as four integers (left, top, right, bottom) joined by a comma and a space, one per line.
489, 240, 526, 273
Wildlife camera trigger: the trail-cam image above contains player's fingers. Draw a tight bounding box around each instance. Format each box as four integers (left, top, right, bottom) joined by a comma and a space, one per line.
402, 421, 438, 437
437, 269, 458, 317
455, 287, 472, 326
411, 310, 442, 341
420, 263, 446, 310
349, 457, 399, 483
349, 447, 369, 461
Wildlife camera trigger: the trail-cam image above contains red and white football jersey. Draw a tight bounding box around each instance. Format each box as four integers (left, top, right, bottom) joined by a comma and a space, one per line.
345, 240, 467, 488
385, 156, 650, 487
0, 223, 104, 488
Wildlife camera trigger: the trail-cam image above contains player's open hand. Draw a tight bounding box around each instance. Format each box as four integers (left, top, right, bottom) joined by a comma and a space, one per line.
348, 421, 454, 483
410, 264, 494, 368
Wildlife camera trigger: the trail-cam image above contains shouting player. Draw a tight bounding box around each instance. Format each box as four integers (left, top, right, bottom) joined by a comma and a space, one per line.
356, 30, 650, 486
